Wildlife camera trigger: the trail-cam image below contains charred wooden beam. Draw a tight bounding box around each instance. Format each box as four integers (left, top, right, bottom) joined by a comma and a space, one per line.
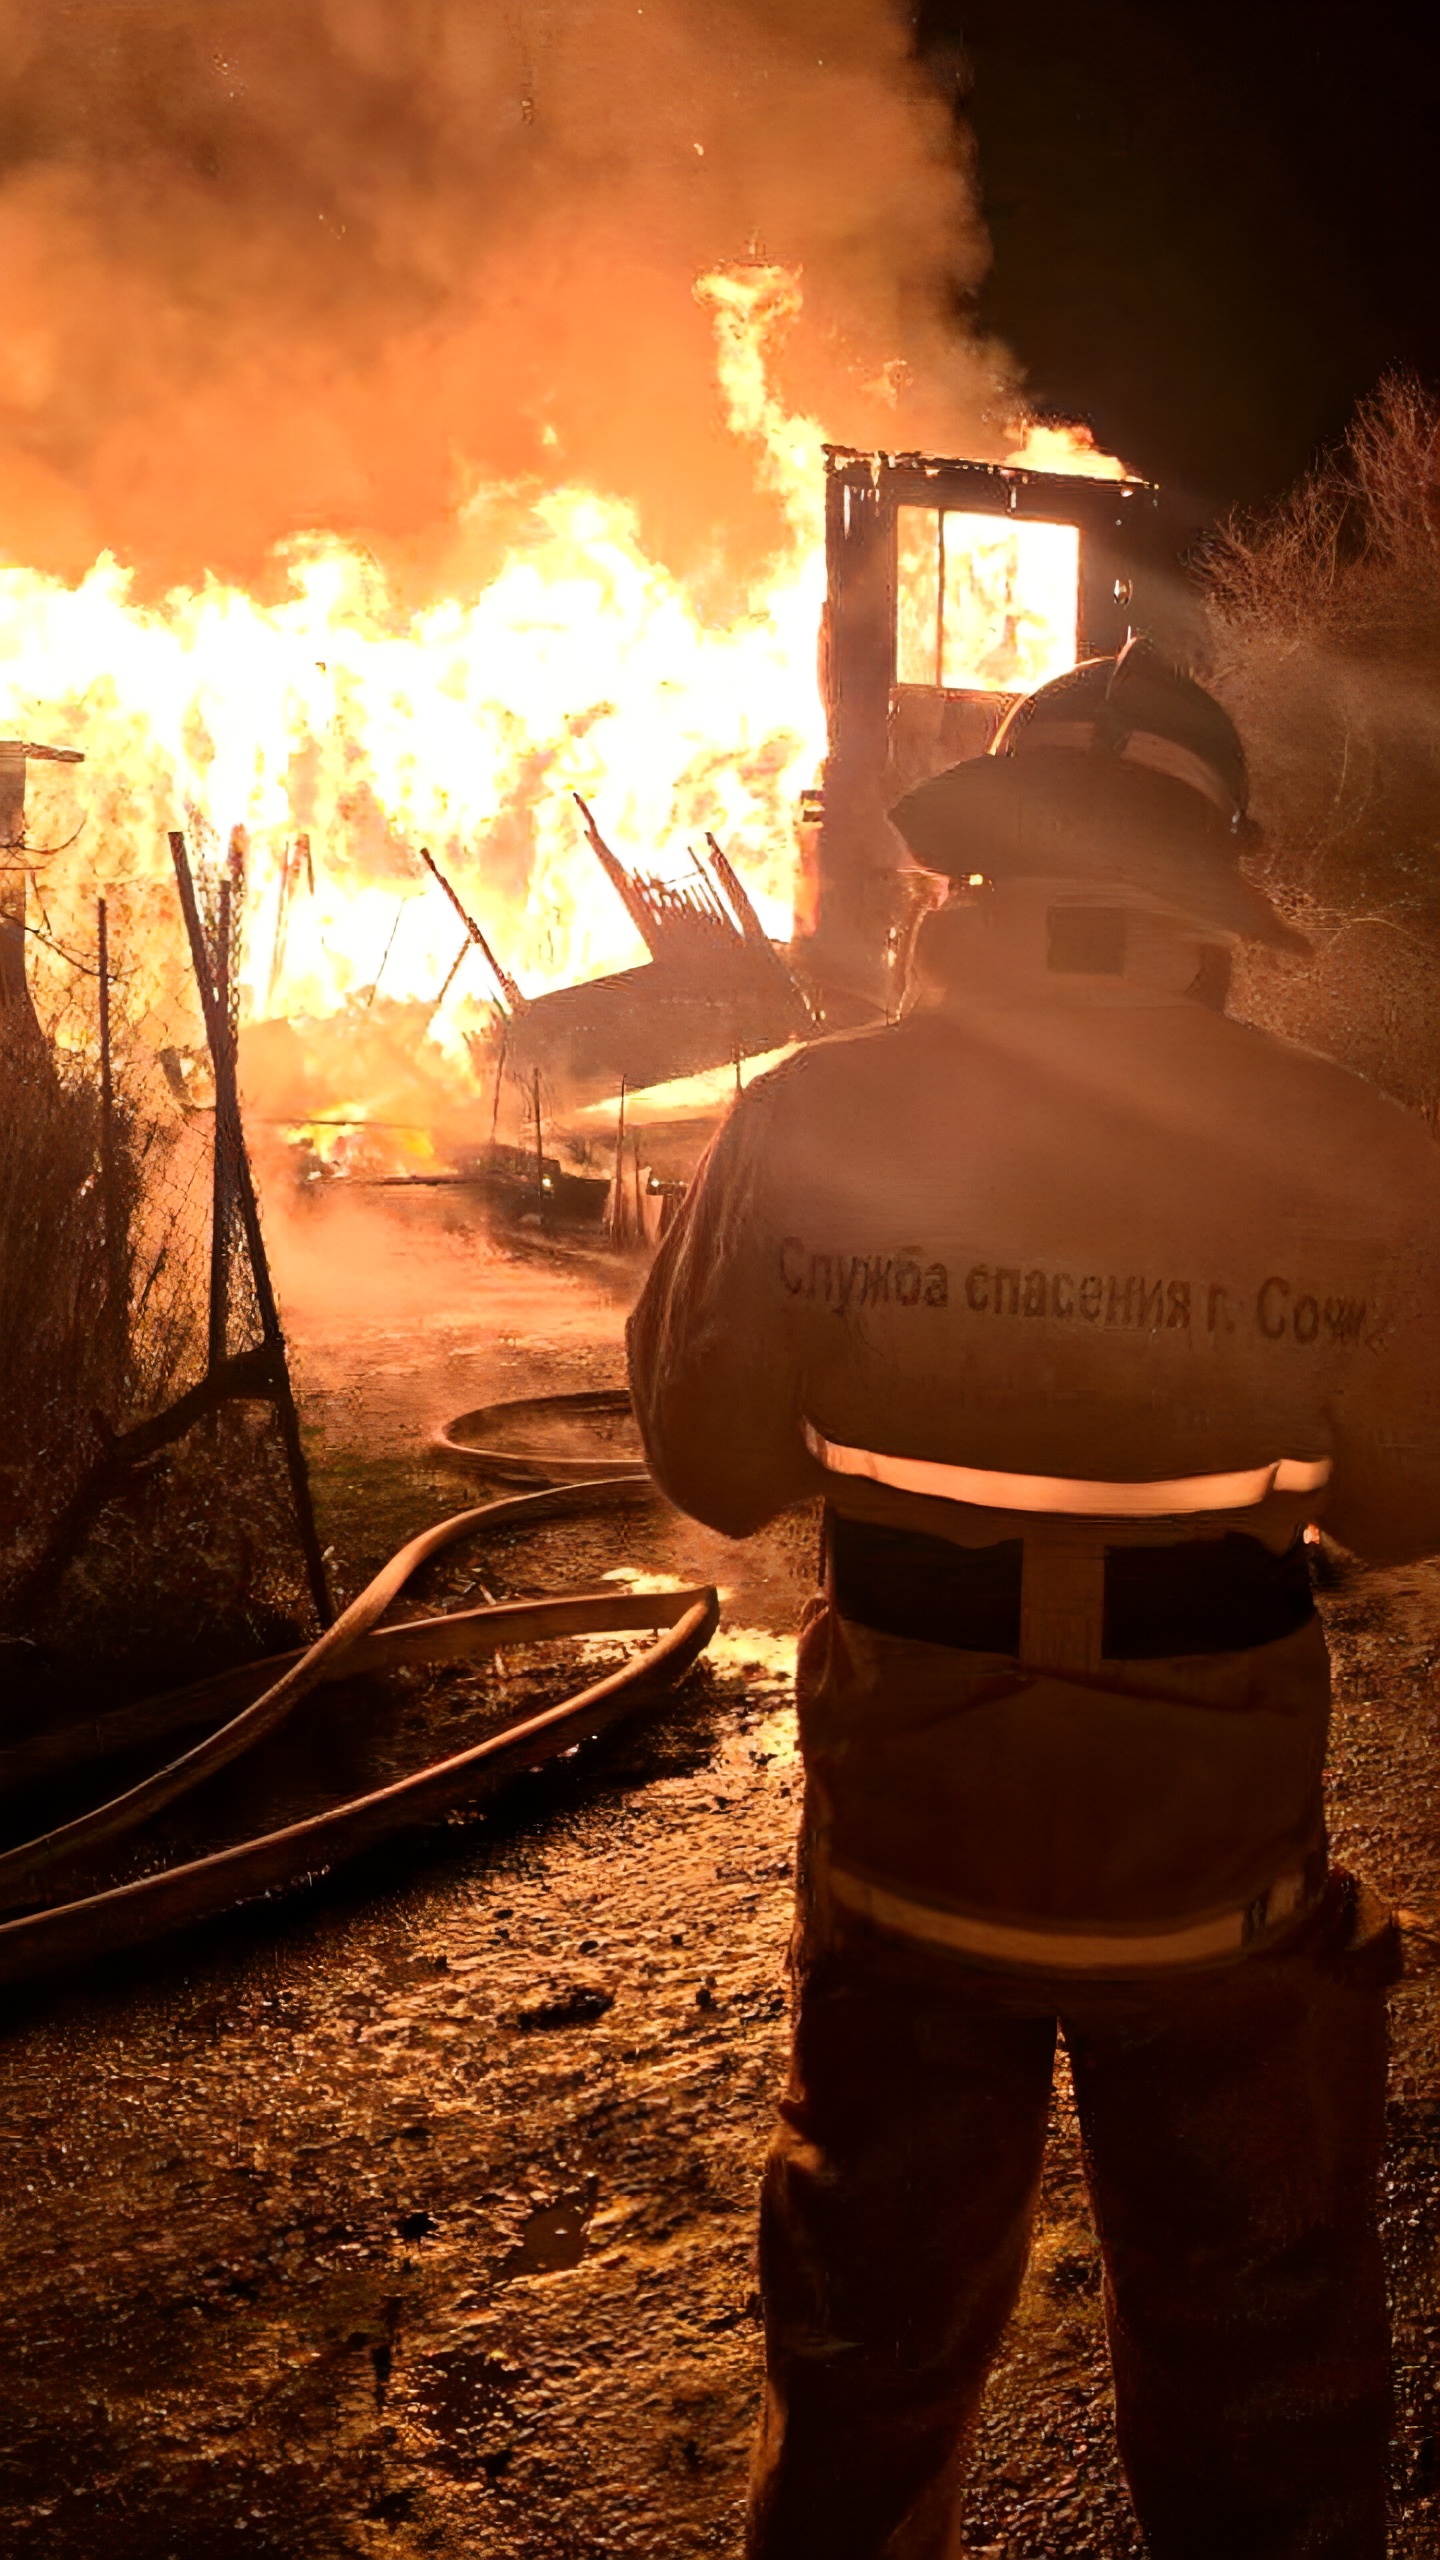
418, 844, 521, 1010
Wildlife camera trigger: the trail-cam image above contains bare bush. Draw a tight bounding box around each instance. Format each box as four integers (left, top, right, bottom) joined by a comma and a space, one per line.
0, 1023, 131, 1552
43, 1401, 307, 1698
1202, 376, 1440, 1116
1, 1008, 306, 1716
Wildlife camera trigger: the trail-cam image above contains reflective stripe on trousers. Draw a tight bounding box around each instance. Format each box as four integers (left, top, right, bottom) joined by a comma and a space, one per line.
746, 1870, 1396, 2560
827, 1857, 1316, 1972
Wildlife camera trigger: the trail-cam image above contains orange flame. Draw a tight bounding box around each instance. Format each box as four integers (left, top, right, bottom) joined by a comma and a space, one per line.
2, 267, 825, 1050
1002, 420, 1131, 482
1, 271, 1125, 1062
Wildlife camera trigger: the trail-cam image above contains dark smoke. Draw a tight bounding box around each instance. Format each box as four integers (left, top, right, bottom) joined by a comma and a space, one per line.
0, 1, 1007, 593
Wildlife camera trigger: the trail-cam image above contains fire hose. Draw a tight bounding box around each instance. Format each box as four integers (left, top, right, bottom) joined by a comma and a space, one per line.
0, 1392, 718, 1991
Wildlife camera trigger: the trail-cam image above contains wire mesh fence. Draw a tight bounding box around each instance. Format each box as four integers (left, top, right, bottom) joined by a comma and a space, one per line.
1, 845, 311, 1711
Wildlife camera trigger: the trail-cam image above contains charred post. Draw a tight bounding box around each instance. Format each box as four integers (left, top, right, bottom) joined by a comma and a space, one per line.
170, 830, 334, 1630
208, 877, 234, 1374
96, 897, 128, 1376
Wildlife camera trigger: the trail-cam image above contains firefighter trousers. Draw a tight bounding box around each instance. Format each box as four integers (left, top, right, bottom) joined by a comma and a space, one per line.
746, 1869, 1397, 2560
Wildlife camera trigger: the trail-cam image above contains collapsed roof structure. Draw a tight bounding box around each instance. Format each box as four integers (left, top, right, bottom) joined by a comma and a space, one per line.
488, 797, 814, 1105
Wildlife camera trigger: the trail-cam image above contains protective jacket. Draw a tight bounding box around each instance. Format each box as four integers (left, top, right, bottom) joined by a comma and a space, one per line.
627, 893, 1440, 1968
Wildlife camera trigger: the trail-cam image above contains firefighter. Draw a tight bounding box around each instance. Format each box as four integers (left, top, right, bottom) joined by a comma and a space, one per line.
626, 640, 1440, 2560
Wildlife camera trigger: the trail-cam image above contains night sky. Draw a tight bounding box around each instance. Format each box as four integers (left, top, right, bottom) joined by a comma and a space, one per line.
923, 3, 1440, 510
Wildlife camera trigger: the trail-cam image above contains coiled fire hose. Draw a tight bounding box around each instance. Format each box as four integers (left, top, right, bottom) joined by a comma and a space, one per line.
0, 1393, 718, 1990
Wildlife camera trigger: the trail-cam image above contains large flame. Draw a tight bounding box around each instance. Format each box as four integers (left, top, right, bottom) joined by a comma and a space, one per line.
0, 268, 825, 1049
0, 268, 1122, 1063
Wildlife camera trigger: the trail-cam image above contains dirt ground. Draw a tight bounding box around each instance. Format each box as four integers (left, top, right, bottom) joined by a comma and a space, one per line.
1, 1200, 1437, 2558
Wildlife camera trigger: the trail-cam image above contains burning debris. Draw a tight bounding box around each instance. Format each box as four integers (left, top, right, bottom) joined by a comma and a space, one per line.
472, 797, 813, 1108
228, 799, 813, 1236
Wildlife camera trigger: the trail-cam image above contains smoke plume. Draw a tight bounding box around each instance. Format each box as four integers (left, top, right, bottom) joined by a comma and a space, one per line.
0, 1, 1008, 593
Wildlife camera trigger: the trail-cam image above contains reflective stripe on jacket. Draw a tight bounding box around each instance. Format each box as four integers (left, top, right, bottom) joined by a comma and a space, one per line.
626, 926, 1440, 1948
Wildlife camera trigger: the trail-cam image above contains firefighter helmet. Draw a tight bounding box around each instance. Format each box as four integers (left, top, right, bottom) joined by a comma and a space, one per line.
889, 639, 1305, 951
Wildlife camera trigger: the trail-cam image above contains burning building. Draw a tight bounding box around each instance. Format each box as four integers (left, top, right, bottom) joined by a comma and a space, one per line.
0, 0, 1168, 1231
810, 446, 1163, 1005
0, 272, 1156, 1227
456, 444, 1164, 1140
